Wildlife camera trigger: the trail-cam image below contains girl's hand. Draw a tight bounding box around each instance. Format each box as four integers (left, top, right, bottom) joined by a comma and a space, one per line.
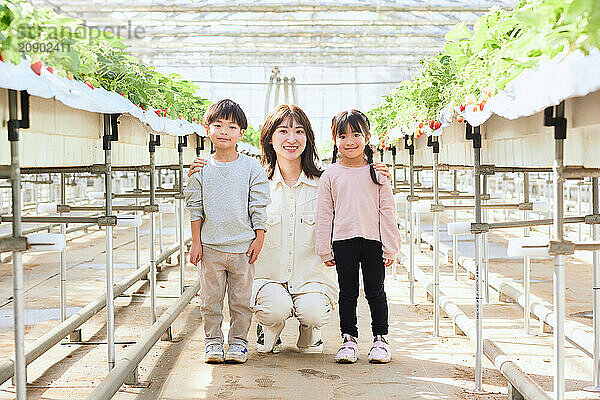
188, 157, 208, 177
324, 259, 336, 267
190, 243, 203, 266
373, 162, 392, 182
383, 258, 394, 267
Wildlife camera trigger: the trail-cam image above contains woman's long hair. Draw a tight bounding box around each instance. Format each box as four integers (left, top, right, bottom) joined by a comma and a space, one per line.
331, 109, 380, 185
260, 105, 322, 179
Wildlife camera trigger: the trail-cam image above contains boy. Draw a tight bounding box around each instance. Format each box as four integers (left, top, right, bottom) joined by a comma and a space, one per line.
184, 99, 270, 363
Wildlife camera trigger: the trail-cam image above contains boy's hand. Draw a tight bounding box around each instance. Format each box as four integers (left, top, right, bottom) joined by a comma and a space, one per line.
247, 230, 265, 264
324, 259, 336, 267
384, 258, 394, 267
190, 243, 203, 266
187, 157, 208, 177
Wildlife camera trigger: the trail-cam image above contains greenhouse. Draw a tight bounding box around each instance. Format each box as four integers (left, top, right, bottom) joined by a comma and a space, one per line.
1, 0, 599, 399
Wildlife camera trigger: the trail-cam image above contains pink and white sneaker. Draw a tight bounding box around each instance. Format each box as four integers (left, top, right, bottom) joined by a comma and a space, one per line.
334, 334, 358, 363
368, 335, 391, 363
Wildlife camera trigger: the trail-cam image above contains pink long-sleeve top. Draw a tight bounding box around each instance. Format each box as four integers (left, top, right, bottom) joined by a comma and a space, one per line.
315, 163, 401, 262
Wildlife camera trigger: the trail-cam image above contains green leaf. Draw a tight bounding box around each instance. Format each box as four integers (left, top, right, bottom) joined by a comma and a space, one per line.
444, 42, 463, 56
471, 21, 489, 53
445, 22, 472, 41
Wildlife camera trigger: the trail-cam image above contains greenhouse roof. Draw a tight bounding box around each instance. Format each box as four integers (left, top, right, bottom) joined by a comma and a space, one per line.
32, 1, 517, 67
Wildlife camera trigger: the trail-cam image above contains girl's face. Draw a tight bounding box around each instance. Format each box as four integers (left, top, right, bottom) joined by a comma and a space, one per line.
336, 124, 369, 160
270, 116, 307, 162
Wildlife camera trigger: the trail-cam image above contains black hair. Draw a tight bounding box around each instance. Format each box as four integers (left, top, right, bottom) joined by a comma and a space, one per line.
203, 99, 248, 130
331, 109, 380, 185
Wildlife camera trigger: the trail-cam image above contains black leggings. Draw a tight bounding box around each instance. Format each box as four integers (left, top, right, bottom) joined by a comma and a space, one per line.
333, 237, 388, 338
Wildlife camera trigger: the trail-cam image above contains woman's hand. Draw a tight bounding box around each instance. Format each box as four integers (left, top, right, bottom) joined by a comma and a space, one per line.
187, 157, 208, 177
324, 259, 336, 267
373, 162, 392, 182
383, 258, 394, 267
190, 243, 203, 266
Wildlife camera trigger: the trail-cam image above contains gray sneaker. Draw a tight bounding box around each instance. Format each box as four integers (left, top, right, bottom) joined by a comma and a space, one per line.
225, 343, 248, 363
205, 342, 224, 363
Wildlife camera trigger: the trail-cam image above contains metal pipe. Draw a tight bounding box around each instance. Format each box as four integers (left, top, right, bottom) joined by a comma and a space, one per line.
391, 148, 397, 192
523, 172, 531, 335
0, 240, 189, 386
135, 171, 141, 271
264, 70, 276, 120
409, 152, 415, 304
453, 170, 458, 280
291, 77, 297, 104
0, 216, 99, 223
487, 216, 586, 230
560, 167, 600, 179
553, 137, 565, 400
149, 135, 157, 324
104, 116, 115, 371
433, 145, 440, 336
473, 145, 483, 392
586, 177, 600, 392
398, 253, 551, 400
178, 148, 185, 295
8, 89, 26, 400
60, 173, 67, 323
87, 275, 202, 400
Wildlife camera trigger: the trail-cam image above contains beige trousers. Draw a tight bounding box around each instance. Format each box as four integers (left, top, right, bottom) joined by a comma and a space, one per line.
200, 245, 255, 345
253, 282, 333, 349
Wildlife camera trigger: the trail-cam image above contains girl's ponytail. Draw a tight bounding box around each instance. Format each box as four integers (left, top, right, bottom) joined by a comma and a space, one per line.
364, 144, 381, 185
331, 145, 338, 164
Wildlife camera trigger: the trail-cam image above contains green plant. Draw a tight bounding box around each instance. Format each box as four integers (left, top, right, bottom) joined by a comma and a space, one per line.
242, 125, 261, 149
369, 0, 600, 147
0, 0, 209, 123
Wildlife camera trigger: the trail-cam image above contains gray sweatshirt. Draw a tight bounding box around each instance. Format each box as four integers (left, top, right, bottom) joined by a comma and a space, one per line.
184, 153, 271, 253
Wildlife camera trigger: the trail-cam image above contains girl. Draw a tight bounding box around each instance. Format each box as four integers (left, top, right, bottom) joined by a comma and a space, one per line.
315, 109, 401, 364
188, 105, 393, 355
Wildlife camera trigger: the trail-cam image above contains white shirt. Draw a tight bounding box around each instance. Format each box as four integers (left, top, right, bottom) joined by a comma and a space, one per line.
253, 164, 338, 305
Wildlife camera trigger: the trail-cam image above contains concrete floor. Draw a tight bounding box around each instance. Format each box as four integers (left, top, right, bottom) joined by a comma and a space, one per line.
0, 205, 598, 399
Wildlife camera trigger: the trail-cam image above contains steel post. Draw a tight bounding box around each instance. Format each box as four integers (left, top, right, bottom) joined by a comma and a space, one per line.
553, 137, 565, 400
585, 177, 600, 392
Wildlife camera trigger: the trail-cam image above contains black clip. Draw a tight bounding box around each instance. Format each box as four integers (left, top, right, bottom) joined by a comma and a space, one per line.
109, 113, 120, 142
149, 134, 161, 153
544, 101, 566, 140
465, 123, 481, 149
7, 91, 30, 141
196, 135, 205, 155
102, 114, 120, 150
390, 146, 396, 156
178, 135, 188, 152
427, 135, 440, 153
404, 135, 415, 156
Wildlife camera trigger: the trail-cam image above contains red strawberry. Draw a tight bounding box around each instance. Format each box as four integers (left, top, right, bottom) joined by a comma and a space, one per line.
457, 116, 464, 123
85, 81, 94, 89
31, 61, 43, 75
479, 100, 486, 110
154, 109, 161, 116
473, 106, 478, 112
459, 104, 466, 112
46, 66, 53, 73
434, 121, 441, 130
429, 121, 434, 130
0, 53, 3, 62
418, 122, 424, 129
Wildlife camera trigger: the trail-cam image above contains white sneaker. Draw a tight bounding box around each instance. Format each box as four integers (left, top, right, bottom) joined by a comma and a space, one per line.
298, 328, 324, 354
205, 342, 224, 363
256, 323, 284, 353
225, 343, 248, 363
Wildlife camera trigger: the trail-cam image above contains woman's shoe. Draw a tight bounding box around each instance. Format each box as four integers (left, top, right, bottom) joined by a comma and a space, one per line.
368, 335, 391, 363
334, 334, 358, 363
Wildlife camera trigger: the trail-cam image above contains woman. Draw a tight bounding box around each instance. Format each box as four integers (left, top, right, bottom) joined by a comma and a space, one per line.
188, 104, 391, 353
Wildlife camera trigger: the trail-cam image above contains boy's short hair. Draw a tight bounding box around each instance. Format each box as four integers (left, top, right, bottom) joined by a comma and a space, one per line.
203, 99, 248, 130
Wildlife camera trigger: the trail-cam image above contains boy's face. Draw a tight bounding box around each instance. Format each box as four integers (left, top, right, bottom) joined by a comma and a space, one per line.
205, 118, 244, 151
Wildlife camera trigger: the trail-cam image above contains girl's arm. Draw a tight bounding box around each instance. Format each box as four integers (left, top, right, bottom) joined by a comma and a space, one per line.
379, 174, 401, 260
315, 173, 335, 264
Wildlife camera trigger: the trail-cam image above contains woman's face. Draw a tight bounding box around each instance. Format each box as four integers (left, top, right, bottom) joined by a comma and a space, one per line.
270, 116, 307, 162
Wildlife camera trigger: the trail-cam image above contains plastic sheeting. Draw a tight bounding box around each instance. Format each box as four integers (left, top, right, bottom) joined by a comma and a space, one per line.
437, 48, 600, 130
0, 59, 205, 137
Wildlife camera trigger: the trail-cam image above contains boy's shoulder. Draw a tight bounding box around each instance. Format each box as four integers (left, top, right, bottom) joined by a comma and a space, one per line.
239, 154, 266, 174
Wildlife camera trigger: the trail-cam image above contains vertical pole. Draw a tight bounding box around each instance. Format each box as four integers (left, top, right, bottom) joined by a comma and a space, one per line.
60, 173, 67, 322
432, 141, 440, 336
103, 115, 115, 371
523, 172, 531, 334
578, 181, 583, 241
482, 175, 490, 303
452, 169, 459, 280
178, 139, 185, 294
158, 171, 164, 255
391, 147, 397, 192
408, 143, 415, 305
585, 177, 600, 392
135, 171, 140, 270
471, 126, 484, 393
291, 77, 298, 104
553, 133, 565, 400
8, 90, 26, 400
149, 135, 157, 324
